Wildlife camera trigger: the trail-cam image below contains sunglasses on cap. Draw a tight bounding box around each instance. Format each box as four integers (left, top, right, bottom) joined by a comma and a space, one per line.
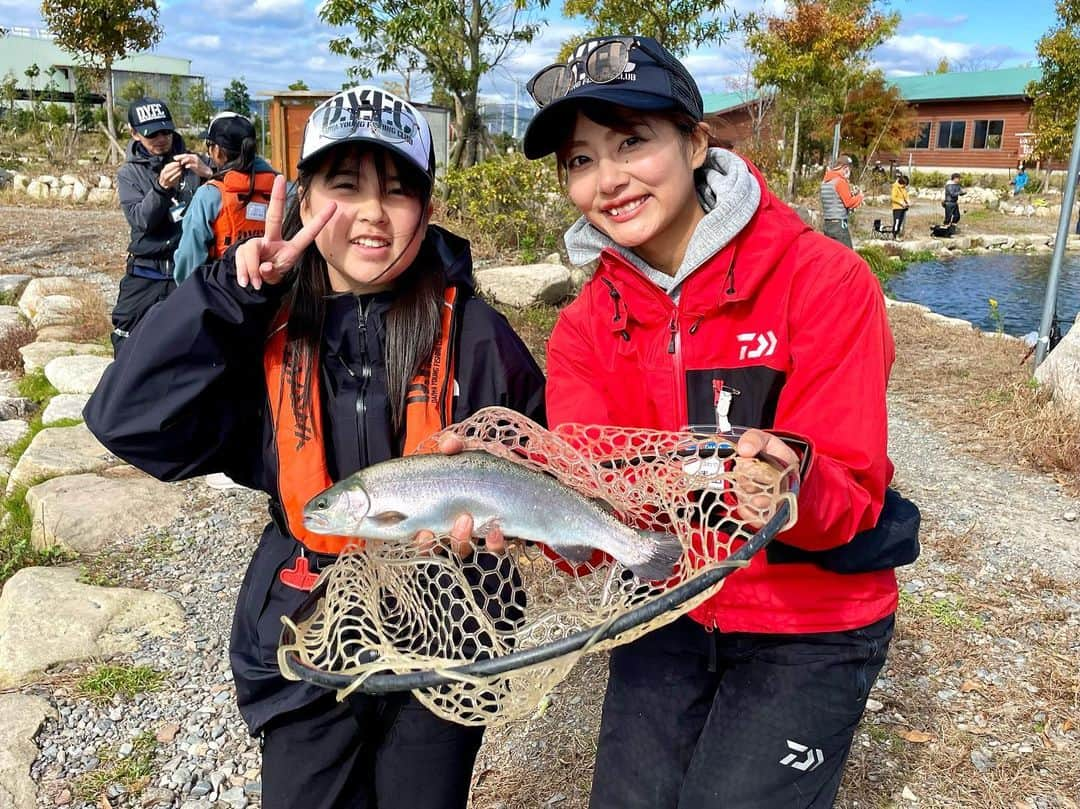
527, 37, 659, 108
309, 96, 420, 146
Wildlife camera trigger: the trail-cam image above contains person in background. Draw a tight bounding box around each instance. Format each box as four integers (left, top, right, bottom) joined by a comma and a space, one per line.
1011, 164, 1029, 196
114, 97, 212, 354
891, 174, 910, 239
520, 34, 908, 809
943, 173, 965, 228
85, 86, 545, 809
819, 154, 863, 248
173, 111, 279, 284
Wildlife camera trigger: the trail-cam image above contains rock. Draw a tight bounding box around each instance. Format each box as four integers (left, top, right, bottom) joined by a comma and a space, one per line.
884, 298, 931, 313
0, 566, 186, 687
865, 697, 884, 712
1034, 311, 1080, 415
38, 175, 58, 187
71, 180, 89, 203
17, 277, 97, 322
59, 185, 73, 200
5, 422, 119, 494
43, 354, 112, 394
474, 263, 573, 308
97, 175, 112, 190
0, 694, 57, 809
26, 470, 187, 555
923, 312, 975, 331
12, 172, 29, 192
0, 274, 33, 297
87, 187, 115, 204
0, 419, 30, 453
25, 180, 48, 199
42, 393, 90, 425
30, 294, 83, 331
982, 235, 1010, 248
0, 304, 30, 347
19, 340, 111, 374
59, 174, 78, 186
156, 722, 181, 743
0, 397, 34, 420
1064, 511, 1077, 522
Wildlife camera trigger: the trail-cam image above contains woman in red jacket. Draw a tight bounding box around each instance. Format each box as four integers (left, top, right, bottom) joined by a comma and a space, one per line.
520, 36, 907, 808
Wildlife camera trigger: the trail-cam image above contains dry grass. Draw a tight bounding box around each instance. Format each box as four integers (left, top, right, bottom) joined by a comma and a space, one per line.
61, 282, 112, 342
888, 307, 1080, 491
0, 319, 36, 370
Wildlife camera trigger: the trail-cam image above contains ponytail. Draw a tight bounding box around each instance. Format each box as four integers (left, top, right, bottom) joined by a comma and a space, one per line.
212, 136, 262, 202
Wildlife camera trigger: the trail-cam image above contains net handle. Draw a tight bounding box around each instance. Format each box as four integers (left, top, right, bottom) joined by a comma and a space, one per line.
279, 498, 791, 694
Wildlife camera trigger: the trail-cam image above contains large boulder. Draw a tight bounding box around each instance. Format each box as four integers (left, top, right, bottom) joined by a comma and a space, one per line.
5, 422, 118, 494
43, 354, 112, 394
474, 263, 573, 308
19, 340, 111, 374
42, 393, 89, 425
0, 305, 30, 347
17, 277, 97, 322
0, 566, 186, 687
0, 694, 56, 809
27, 469, 187, 555
1034, 313, 1080, 414
0, 274, 33, 298
0, 420, 30, 453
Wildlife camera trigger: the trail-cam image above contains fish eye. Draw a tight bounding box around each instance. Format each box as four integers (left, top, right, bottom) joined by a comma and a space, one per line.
315, 497, 329, 510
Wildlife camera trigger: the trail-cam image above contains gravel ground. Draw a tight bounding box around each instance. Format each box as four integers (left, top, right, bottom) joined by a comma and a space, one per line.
2, 202, 1077, 808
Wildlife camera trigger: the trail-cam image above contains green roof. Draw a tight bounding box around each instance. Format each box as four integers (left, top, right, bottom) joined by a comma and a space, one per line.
889, 66, 1042, 102
0, 33, 196, 84
702, 91, 755, 115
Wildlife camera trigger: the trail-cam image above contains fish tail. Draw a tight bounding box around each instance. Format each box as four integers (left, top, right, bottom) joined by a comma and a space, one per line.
628, 530, 684, 581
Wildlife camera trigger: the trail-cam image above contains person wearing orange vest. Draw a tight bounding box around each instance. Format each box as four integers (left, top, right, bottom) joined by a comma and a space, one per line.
84, 87, 545, 809
173, 112, 279, 284
819, 154, 864, 248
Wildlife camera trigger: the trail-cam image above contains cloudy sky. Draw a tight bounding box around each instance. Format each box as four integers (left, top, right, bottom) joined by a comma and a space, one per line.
0, 0, 1057, 104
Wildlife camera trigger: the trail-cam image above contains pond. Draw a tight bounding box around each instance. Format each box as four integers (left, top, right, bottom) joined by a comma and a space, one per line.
886, 252, 1080, 338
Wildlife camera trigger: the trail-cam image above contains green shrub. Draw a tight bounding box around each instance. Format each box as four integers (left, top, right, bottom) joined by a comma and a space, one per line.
910, 170, 948, 190
438, 153, 577, 262
856, 245, 900, 286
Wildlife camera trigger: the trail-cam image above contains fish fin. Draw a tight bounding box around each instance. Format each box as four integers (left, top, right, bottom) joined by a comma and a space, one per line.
628, 530, 684, 581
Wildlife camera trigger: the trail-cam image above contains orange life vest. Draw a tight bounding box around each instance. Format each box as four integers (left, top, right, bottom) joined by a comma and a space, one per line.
208, 169, 277, 260
263, 286, 459, 554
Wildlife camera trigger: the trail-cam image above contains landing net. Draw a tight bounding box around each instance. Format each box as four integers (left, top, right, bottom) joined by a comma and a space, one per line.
279, 407, 799, 726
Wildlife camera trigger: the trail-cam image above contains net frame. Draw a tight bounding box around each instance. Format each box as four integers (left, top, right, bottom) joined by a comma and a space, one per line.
277, 407, 800, 725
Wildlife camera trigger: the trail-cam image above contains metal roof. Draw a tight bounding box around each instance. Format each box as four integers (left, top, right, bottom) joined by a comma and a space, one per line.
702, 91, 755, 115
889, 66, 1042, 102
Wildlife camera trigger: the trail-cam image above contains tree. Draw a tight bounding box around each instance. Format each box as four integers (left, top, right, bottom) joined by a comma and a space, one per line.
1028, 0, 1080, 185
23, 63, 39, 114
816, 71, 917, 167
559, 0, 735, 56
187, 79, 216, 130
72, 67, 96, 131
40, 0, 162, 164
167, 75, 185, 124
119, 78, 149, 103
319, 0, 547, 167
748, 0, 898, 199
288, 79, 310, 91
1, 71, 18, 117
223, 78, 252, 117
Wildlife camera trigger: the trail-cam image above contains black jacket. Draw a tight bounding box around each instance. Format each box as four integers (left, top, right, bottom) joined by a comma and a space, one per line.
117, 136, 203, 274
84, 225, 546, 732
943, 180, 966, 206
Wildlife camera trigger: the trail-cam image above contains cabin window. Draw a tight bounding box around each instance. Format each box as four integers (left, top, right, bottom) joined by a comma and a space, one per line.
973, 119, 1004, 149
905, 121, 931, 149
936, 120, 966, 149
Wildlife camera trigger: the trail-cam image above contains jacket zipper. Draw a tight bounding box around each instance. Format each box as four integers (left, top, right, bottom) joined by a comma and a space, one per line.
355, 298, 371, 464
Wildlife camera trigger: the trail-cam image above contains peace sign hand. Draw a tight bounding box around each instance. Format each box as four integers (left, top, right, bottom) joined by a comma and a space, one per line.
235, 174, 336, 290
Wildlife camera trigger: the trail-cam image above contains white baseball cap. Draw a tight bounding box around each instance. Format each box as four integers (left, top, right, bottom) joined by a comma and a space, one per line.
298, 86, 434, 188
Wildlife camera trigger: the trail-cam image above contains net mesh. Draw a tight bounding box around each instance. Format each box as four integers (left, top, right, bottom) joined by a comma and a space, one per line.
278, 407, 799, 726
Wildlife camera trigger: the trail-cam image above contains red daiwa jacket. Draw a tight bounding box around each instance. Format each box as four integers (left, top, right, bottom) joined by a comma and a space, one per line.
547, 162, 897, 635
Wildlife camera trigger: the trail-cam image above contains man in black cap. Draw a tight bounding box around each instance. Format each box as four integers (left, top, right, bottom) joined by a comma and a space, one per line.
113, 97, 213, 353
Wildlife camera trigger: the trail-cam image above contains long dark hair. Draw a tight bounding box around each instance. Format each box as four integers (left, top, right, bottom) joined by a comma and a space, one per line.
276, 142, 443, 444
212, 136, 260, 202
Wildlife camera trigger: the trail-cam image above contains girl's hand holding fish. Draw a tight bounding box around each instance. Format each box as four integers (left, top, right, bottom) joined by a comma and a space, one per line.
411, 434, 509, 558
235, 174, 337, 290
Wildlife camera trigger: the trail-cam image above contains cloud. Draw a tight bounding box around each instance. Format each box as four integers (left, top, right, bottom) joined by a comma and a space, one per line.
873, 34, 1029, 76
188, 34, 221, 49
898, 13, 969, 33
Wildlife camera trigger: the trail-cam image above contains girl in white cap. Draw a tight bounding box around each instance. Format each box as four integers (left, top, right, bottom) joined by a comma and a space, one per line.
518, 36, 914, 809
86, 86, 545, 809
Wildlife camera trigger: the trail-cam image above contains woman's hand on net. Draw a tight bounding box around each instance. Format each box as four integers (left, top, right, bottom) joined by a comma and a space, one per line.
235, 175, 335, 290
411, 434, 507, 557
733, 429, 799, 527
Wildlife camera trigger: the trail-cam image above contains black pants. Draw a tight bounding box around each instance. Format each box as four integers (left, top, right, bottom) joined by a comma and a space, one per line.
110, 274, 175, 354
891, 208, 907, 237
821, 219, 852, 249
942, 202, 960, 226
590, 614, 894, 809
260, 692, 484, 809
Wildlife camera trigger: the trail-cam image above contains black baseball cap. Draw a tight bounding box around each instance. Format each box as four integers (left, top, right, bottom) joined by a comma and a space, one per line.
203, 112, 257, 153
128, 98, 175, 137
523, 36, 704, 160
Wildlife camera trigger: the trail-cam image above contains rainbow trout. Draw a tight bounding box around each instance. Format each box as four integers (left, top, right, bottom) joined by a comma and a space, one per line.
303, 451, 684, 581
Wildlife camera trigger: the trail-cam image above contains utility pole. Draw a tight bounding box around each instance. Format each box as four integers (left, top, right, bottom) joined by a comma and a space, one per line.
1035, 103, 1080, 367
513, 80, 519, 141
